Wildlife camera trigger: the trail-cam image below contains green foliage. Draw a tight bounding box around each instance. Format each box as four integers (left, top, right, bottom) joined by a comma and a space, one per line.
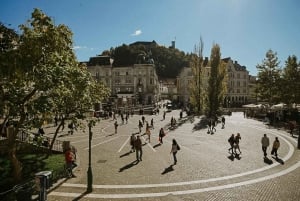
206, 44, 227, 117
0, 153, 64, 191
256, 49, 281, 105
0, 8, 110, 183
103, 43, 190, 78
280, 55, 300, 105
189, 39, 205, 114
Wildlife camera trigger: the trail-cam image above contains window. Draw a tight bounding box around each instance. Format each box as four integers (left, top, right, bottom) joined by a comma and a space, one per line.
115, 88, 120, 93
150, 78, 154, 84
125, 78, 132, 84
115, 71, 120, 76
115, 79, 121, 84
237, 73, 240, 79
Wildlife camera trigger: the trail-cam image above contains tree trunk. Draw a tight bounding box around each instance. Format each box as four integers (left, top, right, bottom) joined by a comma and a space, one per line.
47, 120, 64, 157
7, 127, 22, 184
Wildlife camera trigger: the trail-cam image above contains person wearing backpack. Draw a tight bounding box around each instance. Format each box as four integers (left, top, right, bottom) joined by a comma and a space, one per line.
170, 139, 180, 165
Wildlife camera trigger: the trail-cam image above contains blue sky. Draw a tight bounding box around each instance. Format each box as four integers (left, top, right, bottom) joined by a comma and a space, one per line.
1, 0, 300, 75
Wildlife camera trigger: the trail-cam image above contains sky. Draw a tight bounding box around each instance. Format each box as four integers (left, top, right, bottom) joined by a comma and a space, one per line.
1, 0, 300, 76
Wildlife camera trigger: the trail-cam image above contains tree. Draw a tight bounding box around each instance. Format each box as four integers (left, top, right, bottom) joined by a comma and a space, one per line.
189, 38, 205, 114
280, 55, 300, 105
256, 49, 281, 105
0, 9, 109, 184
206, 44, 227, 117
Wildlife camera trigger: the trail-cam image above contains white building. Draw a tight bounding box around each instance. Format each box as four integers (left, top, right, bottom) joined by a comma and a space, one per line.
85, 56, 160, 107
177, 57, 251, 107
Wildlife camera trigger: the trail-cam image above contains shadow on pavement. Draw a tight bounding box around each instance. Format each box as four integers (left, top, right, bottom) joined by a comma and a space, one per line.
119, 151, 132, 158
106, 133, 115, 137
227, 153, 242, 161
264, 157, 273, 165
161, 165, 174, 175
153, 143, 161, 148
72, 190, 91, 201
119, 160, 139, 172
272, 156, 285, 165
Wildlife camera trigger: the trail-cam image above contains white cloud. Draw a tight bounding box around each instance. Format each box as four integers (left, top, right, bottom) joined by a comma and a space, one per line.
131, 29, 142, 36
72, 45, 88, 50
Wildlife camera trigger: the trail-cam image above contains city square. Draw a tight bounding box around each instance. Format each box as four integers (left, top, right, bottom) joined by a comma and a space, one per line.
44, 110, 300, 201
1, 1, 300, 201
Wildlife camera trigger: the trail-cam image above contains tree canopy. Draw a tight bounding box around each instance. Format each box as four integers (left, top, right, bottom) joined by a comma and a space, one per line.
102, 43, 190, 78
256, 49, 281, 105
0, 8, 109, 183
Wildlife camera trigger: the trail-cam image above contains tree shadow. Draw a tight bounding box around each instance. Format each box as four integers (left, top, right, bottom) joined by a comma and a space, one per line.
161, 165, 174, 175
119, 151, 132, 158
192, 116, 210, 132
264, 157, 273, 165
272, 156, 284, 165
119, 160, 139, 172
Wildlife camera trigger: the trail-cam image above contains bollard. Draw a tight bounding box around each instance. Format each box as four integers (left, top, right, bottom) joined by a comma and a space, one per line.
35, 171, 52, 201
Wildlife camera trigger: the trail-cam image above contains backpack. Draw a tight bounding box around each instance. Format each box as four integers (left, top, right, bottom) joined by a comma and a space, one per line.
177, 144, 181, 150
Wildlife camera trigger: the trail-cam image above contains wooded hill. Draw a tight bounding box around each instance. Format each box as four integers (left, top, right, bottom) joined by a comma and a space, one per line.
101, 41, 191, 78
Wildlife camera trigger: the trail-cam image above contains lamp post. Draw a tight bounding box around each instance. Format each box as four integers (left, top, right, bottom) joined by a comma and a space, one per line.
85, 109, 95, 192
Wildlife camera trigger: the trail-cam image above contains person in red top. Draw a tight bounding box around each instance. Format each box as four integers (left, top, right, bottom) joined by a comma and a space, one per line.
65, 147, 76, 177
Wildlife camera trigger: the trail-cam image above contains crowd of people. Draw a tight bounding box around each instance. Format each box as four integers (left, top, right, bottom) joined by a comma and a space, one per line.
62, 107, 288, 180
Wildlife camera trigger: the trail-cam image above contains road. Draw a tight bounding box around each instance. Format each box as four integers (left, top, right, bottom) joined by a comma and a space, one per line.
45, 110, 300, 201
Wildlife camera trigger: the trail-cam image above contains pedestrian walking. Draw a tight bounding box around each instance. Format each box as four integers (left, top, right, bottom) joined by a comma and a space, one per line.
228, 134, 235, 154
138, 120, 143, 133
234, 133, 242, 154
114, 121, 118, 134
134, 135, 143, 161
211, 119, 216, 133
145, 121, 149, 133
170, 139, 180, 165
61, 117, 65, 131
207, 119, 212, 134
221, 116, 225, 128
142, 116, 145, 125
146, 127, 151, 142
64, 147, 76, 178
151, 118, 154, 129
261, 134, 270, 157
271, 137, 280, 159
159, 127, 165, 144
130, 134, 136, 152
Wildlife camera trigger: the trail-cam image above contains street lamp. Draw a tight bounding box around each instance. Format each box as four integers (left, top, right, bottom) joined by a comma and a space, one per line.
85, 109, 95, 192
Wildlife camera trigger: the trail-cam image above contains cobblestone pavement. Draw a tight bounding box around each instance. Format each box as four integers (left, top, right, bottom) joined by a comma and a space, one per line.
44, 110, 300, 201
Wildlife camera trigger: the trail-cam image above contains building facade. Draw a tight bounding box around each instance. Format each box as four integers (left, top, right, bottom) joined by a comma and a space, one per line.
177, 57, 252, 107
85, 56, 160, 108
224, 58, 250, 107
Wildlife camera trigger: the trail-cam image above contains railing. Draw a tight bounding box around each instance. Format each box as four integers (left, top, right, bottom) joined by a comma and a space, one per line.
0, 129, 64, 153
